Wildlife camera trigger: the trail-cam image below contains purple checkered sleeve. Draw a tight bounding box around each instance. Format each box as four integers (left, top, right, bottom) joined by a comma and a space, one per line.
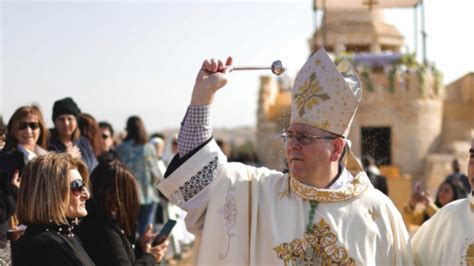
177, 105, 212, 157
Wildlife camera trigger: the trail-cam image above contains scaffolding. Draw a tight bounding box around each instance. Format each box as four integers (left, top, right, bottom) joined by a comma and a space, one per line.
313, 0, 427, 64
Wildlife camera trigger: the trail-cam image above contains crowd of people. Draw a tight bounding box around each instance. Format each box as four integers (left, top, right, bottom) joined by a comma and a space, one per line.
0, 98, 174, 265
0, 48, 473, 265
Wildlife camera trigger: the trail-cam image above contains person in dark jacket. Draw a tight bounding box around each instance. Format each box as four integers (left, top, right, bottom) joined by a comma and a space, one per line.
48, 97, 98, 173
361, 155, 389, 195
0, 171, 19, 265
78, 160, 168, 265
0, 172, 18, 225
444, 158, 471, 195
13, 153, 94, 266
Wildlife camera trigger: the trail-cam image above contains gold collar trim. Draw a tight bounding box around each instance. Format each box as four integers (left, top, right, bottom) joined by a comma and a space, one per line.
289, 172, 370, 202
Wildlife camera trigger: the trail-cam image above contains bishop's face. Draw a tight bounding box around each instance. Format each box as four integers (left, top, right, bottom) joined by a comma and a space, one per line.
284, 123, 334, 184
468, 138, 474, 190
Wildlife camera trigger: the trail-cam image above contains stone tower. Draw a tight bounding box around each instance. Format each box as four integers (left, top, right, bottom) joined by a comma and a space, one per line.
314, 9, 444, 180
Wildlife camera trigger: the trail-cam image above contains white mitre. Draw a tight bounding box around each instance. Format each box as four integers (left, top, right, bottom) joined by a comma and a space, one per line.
290, 48, 362, 137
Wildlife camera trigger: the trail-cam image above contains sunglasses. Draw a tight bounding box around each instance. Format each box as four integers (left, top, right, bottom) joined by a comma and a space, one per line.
18, 122, 40, 131
70, 179, 87, 196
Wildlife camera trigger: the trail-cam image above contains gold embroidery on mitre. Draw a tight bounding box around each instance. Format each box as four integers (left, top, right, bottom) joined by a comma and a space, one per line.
321, 120, 330, 129
466, 243, 474, 266
294, 72, 330, 116
274, 218, 356, 265
289, 173, 369, 203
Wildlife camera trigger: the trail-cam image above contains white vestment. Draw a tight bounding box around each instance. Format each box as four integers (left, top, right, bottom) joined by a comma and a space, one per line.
411, 193, 474, 266
158, 140, 413, 265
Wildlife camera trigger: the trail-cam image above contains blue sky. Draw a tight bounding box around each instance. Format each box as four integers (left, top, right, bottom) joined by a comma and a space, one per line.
1, 0, 473, 133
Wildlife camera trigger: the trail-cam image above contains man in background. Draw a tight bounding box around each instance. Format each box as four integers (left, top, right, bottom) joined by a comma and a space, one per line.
445, 158, 470, 194
97, 121, 118, 163
362, 155, 389, 195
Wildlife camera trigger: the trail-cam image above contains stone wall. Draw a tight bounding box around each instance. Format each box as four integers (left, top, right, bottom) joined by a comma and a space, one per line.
349, 70, 444, 181
441, 73, 474, 150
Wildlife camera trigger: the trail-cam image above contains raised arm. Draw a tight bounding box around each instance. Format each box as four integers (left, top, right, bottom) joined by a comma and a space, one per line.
177, 57, 233, 157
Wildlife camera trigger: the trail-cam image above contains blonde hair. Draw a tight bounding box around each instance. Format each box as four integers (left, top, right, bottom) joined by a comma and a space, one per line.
17, 153, 89, 225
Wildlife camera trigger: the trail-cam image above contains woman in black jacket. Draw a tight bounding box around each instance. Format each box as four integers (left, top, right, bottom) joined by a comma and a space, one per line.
13, 153, 94, 266
78, 160, 168, 266
48, 97, 98, 173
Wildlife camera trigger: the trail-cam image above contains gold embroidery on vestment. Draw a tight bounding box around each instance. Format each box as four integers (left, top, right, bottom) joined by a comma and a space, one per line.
368, 206, 381, 220
289, 173, 369, 203
274, 218, 355, 265
466, 243, 474, 266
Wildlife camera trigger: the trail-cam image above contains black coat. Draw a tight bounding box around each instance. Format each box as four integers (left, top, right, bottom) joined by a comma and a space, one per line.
0, 148, 24, 181
366, 170, 389, 196
0, 150, 22, 235
0, 178, 17, 233
12, 223, 94, 266
78, 215, 155, 266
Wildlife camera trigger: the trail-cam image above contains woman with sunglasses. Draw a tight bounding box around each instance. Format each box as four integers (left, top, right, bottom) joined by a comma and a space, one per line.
0, 105, 48, 180
13, 153, 94, 266
0, 105, 49, 263
78, 160, 168, 265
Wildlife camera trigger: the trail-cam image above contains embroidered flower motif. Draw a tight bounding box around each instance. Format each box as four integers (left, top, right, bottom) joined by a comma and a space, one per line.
218, 192, 237, 227
278, 191, 289, 199
178, 157, 218, 202
274, 218, 355, 265
294, 72, 330, 116
368, 206, 381, 221
218, 186, 237, 260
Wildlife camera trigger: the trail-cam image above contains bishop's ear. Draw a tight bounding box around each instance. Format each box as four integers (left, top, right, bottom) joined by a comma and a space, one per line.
330, 138, 346, 162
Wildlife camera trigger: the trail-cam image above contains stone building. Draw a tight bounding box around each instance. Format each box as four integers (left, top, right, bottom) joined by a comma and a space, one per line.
256, 9, 473, 200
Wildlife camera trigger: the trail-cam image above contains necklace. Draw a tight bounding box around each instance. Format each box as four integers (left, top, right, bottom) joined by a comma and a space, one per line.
306, 200, 318, 233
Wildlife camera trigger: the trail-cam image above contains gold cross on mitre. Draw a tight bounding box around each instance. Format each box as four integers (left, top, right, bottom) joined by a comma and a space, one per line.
362, 0, 379, 10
